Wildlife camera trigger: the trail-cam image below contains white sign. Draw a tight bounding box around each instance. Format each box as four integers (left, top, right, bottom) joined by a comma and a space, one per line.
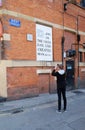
64, 52, 66, 58
3, 33, 11, 41
36, 24, 53, 61
27, 34, 33, 41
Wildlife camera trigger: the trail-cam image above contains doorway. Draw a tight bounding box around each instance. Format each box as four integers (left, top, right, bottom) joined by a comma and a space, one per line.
66, 60, 75, 90
38, 74, 49, 94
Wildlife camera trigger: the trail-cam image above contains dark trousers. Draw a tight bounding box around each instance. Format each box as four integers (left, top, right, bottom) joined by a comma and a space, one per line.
57, 88, 67, 110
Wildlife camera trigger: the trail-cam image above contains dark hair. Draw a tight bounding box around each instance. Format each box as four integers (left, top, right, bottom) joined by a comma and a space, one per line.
57, 64, 63, 69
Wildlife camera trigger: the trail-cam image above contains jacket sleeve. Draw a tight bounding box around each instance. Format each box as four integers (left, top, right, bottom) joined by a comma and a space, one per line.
51, 69, 57, 76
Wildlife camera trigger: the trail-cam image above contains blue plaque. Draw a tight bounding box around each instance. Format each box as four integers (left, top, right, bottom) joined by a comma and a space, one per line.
9, 19, 21, 27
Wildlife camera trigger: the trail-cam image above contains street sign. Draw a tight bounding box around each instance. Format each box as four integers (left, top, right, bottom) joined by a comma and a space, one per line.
9, 19, 21, 27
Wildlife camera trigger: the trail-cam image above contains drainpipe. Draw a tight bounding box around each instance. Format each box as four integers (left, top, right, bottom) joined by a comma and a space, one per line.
61, 0, 65, 66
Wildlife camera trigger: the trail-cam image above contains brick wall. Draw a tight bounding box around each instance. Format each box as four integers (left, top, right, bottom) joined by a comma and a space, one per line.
7, 67, 39, 100
1, 0, 85, 99
2, 0, 85, 61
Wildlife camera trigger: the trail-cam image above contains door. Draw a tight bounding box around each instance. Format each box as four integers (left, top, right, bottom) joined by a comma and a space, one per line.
38, 74, 49, 94
66, 60, 75, 90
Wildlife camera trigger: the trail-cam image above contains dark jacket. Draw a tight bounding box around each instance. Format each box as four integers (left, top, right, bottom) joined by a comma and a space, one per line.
52, 69, 66, 89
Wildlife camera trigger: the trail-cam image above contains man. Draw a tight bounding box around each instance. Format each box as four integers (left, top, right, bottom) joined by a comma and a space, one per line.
52, 64, 67, 112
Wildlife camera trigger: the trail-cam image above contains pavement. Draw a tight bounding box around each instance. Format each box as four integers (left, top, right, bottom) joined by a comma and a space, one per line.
0, 88, 85, 130
0, 88, 85, 114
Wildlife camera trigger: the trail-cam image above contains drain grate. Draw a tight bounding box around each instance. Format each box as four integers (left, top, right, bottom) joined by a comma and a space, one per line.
12, 109, 23, 114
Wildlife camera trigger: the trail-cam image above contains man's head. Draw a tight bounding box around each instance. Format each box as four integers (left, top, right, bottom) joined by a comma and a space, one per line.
57, 64, 63, 70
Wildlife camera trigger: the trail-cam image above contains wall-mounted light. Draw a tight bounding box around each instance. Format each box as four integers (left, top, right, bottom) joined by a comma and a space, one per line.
64, 0, 77, 11
66, 0, 77, 4
0, 35, 3, 41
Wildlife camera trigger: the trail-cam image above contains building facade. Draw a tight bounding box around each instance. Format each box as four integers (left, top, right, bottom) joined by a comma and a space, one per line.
0, 0, 85, 100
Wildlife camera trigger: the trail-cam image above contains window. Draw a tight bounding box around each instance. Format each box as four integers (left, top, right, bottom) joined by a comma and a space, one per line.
80, 0, 85, 7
